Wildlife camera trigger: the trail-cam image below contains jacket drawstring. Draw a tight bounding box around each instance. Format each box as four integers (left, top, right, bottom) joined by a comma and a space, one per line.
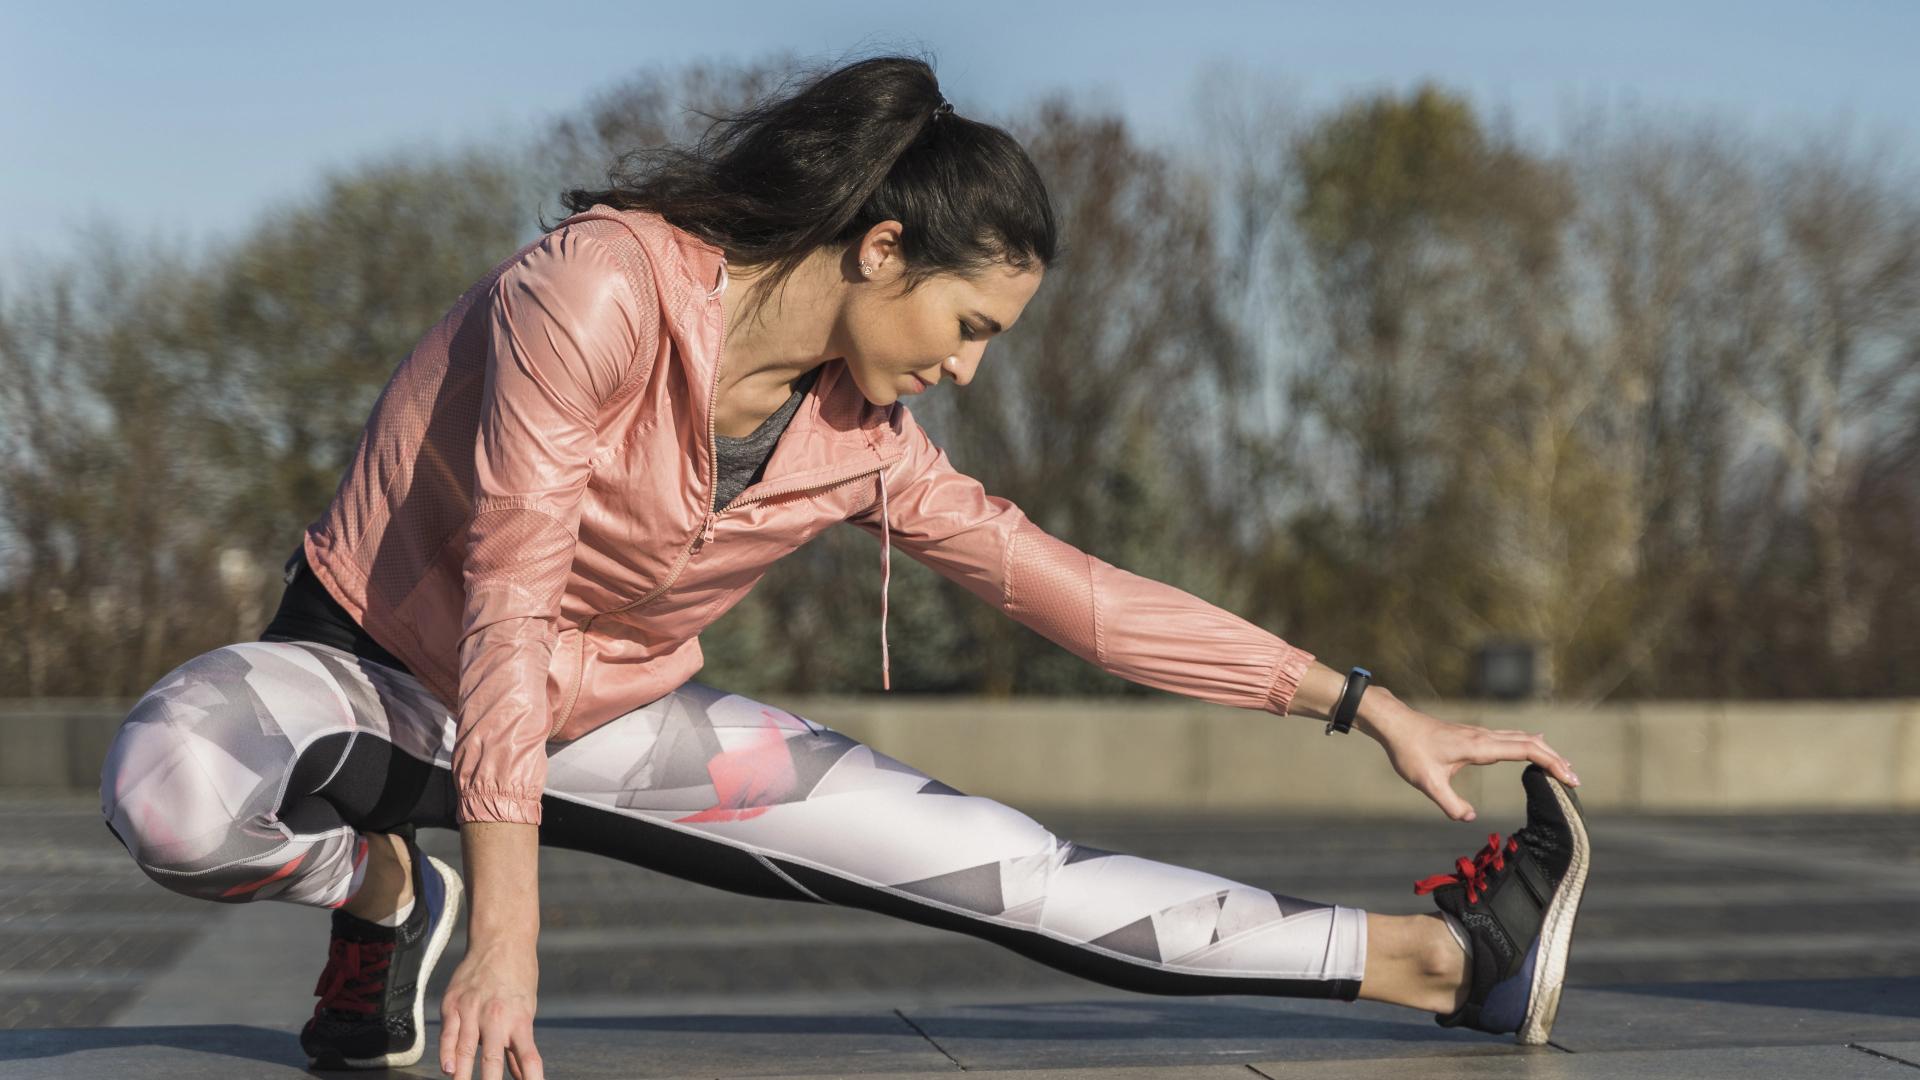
877, 468, 892, 690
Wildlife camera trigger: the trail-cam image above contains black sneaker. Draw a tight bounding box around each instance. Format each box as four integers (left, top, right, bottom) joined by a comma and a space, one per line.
1413, 763, 1589, 1044
301, 832, 463, 1070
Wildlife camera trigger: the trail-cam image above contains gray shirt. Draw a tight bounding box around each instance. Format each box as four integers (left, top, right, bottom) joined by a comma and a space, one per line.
712, 365, 822, 511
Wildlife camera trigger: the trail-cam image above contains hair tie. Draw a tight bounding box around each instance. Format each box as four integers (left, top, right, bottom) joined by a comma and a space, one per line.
931, 99, 954, 123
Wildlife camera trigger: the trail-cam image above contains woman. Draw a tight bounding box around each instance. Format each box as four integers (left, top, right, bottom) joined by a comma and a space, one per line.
97, 55, 1588, 1080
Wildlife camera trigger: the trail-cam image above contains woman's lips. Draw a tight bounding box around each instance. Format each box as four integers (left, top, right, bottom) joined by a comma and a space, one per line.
905, 373, 929, 394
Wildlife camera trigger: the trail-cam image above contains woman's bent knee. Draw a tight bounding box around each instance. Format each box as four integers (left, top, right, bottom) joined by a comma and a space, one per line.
100, 646, 306, 900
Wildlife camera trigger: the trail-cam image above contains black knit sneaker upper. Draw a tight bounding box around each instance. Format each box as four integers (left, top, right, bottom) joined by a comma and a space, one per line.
1415, 764, 1577, 1034
300, 837, 434, 1068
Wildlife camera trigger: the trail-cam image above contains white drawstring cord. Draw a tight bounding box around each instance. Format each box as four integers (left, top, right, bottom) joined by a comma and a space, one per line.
878, 467, 891, 691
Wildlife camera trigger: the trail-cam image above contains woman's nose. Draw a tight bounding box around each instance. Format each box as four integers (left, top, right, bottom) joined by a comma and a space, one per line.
945, 349, 982, 385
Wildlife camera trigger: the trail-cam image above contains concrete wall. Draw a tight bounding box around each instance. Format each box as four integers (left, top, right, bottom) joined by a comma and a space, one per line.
11, 696, 1918, 818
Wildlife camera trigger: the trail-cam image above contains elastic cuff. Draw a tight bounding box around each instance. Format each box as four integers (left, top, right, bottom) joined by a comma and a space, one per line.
1264, 646, 1317, 716
456, 789, 544, 825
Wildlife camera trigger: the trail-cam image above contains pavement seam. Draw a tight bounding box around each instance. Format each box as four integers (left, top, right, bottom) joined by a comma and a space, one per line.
1850, 1042, 1920, 1070
893, 1007, 965, 1071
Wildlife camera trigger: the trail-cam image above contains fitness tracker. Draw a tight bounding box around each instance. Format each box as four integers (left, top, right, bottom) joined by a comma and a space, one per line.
1324, 666, 1372, 735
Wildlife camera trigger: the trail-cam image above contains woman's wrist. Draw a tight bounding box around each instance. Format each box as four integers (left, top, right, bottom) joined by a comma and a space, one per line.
1290, 660, 1402, 741
1288, 662, 1346, 720
461, 819, 542, 945
1350, 685, 1404, 742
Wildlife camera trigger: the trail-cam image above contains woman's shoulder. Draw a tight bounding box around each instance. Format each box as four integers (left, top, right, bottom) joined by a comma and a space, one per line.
548, 204, 727, 310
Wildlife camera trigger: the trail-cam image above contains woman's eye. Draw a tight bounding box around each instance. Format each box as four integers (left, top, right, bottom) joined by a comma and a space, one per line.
958, 322, 974, 341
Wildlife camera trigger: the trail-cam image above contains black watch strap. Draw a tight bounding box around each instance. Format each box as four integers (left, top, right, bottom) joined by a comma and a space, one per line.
1325, 666, 1372, 735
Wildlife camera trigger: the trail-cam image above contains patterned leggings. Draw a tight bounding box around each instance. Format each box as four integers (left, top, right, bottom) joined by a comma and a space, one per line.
97, 639, 1368, 1000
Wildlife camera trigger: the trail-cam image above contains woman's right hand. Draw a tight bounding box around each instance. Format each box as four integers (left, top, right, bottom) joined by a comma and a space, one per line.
440, 938, 544, 1080
1355, 686, 1581, 821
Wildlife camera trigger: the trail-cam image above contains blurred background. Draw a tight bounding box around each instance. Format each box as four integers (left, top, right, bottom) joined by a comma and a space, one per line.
5, 3, 1917, 711
2, 0, 1918, 1040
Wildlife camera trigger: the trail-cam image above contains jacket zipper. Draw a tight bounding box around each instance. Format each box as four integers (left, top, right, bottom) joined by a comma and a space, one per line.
546, 458, 892, 740
548, 283, 895, 739
550, 293, 730, 741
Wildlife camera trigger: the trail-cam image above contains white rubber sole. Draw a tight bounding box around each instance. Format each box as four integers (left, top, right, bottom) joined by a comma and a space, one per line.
319, 852, 465, 1070
1516, 777, 1588, 1045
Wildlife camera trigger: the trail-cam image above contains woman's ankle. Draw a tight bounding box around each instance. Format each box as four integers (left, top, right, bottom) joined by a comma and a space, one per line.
1422, 913, 1472, 1013
1358, 912, 1471, 1014
339, 832, 414, 921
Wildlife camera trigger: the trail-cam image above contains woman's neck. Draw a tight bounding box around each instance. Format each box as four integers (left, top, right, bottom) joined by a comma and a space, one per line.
717, 251, 845, 400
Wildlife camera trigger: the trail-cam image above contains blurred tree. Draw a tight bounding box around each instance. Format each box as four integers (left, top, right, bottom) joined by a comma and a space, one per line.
1275, 84, 1643, 702
193, 148, 527, 567
1568, 115, 1920, 698
0, 147, 525, 696
0, 238, 221, 696
1750, 136, 1920, 679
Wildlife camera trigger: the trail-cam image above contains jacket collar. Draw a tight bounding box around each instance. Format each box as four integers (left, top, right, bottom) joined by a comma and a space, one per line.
570, 205, 906, 690
640, 210, 900, 457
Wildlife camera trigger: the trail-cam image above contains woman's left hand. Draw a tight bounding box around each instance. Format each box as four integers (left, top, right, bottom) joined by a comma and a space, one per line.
1354, 687, 1581, 821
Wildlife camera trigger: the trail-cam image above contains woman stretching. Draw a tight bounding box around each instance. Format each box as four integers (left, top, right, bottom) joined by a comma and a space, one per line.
97, 55, 1589, 1080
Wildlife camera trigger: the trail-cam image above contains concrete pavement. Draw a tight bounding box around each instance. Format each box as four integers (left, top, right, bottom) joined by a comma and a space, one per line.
1, 792, 1916, 1076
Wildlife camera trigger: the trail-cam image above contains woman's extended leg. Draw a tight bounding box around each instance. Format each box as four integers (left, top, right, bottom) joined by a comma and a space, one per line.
97, 647, 1463, 1013
537, 681, 1453, 1007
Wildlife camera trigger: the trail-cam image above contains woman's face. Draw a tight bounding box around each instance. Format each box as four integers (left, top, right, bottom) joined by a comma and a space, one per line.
839, 224, 1044, 406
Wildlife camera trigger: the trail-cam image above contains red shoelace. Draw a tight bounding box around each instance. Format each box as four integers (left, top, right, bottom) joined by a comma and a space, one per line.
312, 936, 397, 1016
1414, 832, 1520, 905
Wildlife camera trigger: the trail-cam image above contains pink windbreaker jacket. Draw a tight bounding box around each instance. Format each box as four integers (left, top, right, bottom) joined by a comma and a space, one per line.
301, 205, 1317, 826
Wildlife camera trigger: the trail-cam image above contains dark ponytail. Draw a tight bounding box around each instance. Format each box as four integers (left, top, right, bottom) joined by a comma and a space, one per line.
549, 53, 1059, 329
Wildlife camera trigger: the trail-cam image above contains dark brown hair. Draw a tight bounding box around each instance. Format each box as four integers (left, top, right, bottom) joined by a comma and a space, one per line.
548, 53, 1059, 329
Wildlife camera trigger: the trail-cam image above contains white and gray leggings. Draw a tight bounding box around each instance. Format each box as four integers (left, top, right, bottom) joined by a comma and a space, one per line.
98, 638, 1368, 1000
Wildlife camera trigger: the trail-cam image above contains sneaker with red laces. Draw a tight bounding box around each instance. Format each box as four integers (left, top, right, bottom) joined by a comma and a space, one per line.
1414, 763, 1589, 1045
300, 832, 462, 1070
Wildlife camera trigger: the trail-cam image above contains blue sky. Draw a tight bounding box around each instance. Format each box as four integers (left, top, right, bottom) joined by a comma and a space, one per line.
4, 1, 1915, 279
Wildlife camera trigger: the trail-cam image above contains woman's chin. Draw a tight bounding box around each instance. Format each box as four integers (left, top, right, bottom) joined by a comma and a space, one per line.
846, 371, 898, 407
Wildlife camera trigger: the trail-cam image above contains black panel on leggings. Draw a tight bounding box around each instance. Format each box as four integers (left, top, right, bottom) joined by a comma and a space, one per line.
537, 795, 824, 904
275, 737, 824, 906
278, 731, 455, 835
260, 546, 415, 676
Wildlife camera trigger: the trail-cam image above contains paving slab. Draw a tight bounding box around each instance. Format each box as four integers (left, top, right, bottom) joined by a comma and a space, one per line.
1549, 977, 1920, 1052
108, 896, 322, 1027
484, 1012, 964, 1076
0, 1024, 320, 1080
1239, 1044, 1920, 1079
5, 1028, 1920, 1079
725, 1060, 1297, 1068
1, 1014, 957, 1079
7, 982, 1920, 1077
892, 996, 1524, 1070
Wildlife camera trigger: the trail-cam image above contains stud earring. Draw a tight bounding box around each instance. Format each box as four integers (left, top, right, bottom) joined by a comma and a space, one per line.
860, 262, 873, 276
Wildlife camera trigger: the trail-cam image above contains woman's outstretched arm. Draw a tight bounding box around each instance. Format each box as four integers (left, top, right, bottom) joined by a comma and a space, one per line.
849, 403, 1579, 820
848, 402, 1314, 715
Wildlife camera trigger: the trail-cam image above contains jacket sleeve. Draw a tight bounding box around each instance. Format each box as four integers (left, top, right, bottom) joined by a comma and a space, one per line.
453, 226, 657, 825
846, 403, 1317, 716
